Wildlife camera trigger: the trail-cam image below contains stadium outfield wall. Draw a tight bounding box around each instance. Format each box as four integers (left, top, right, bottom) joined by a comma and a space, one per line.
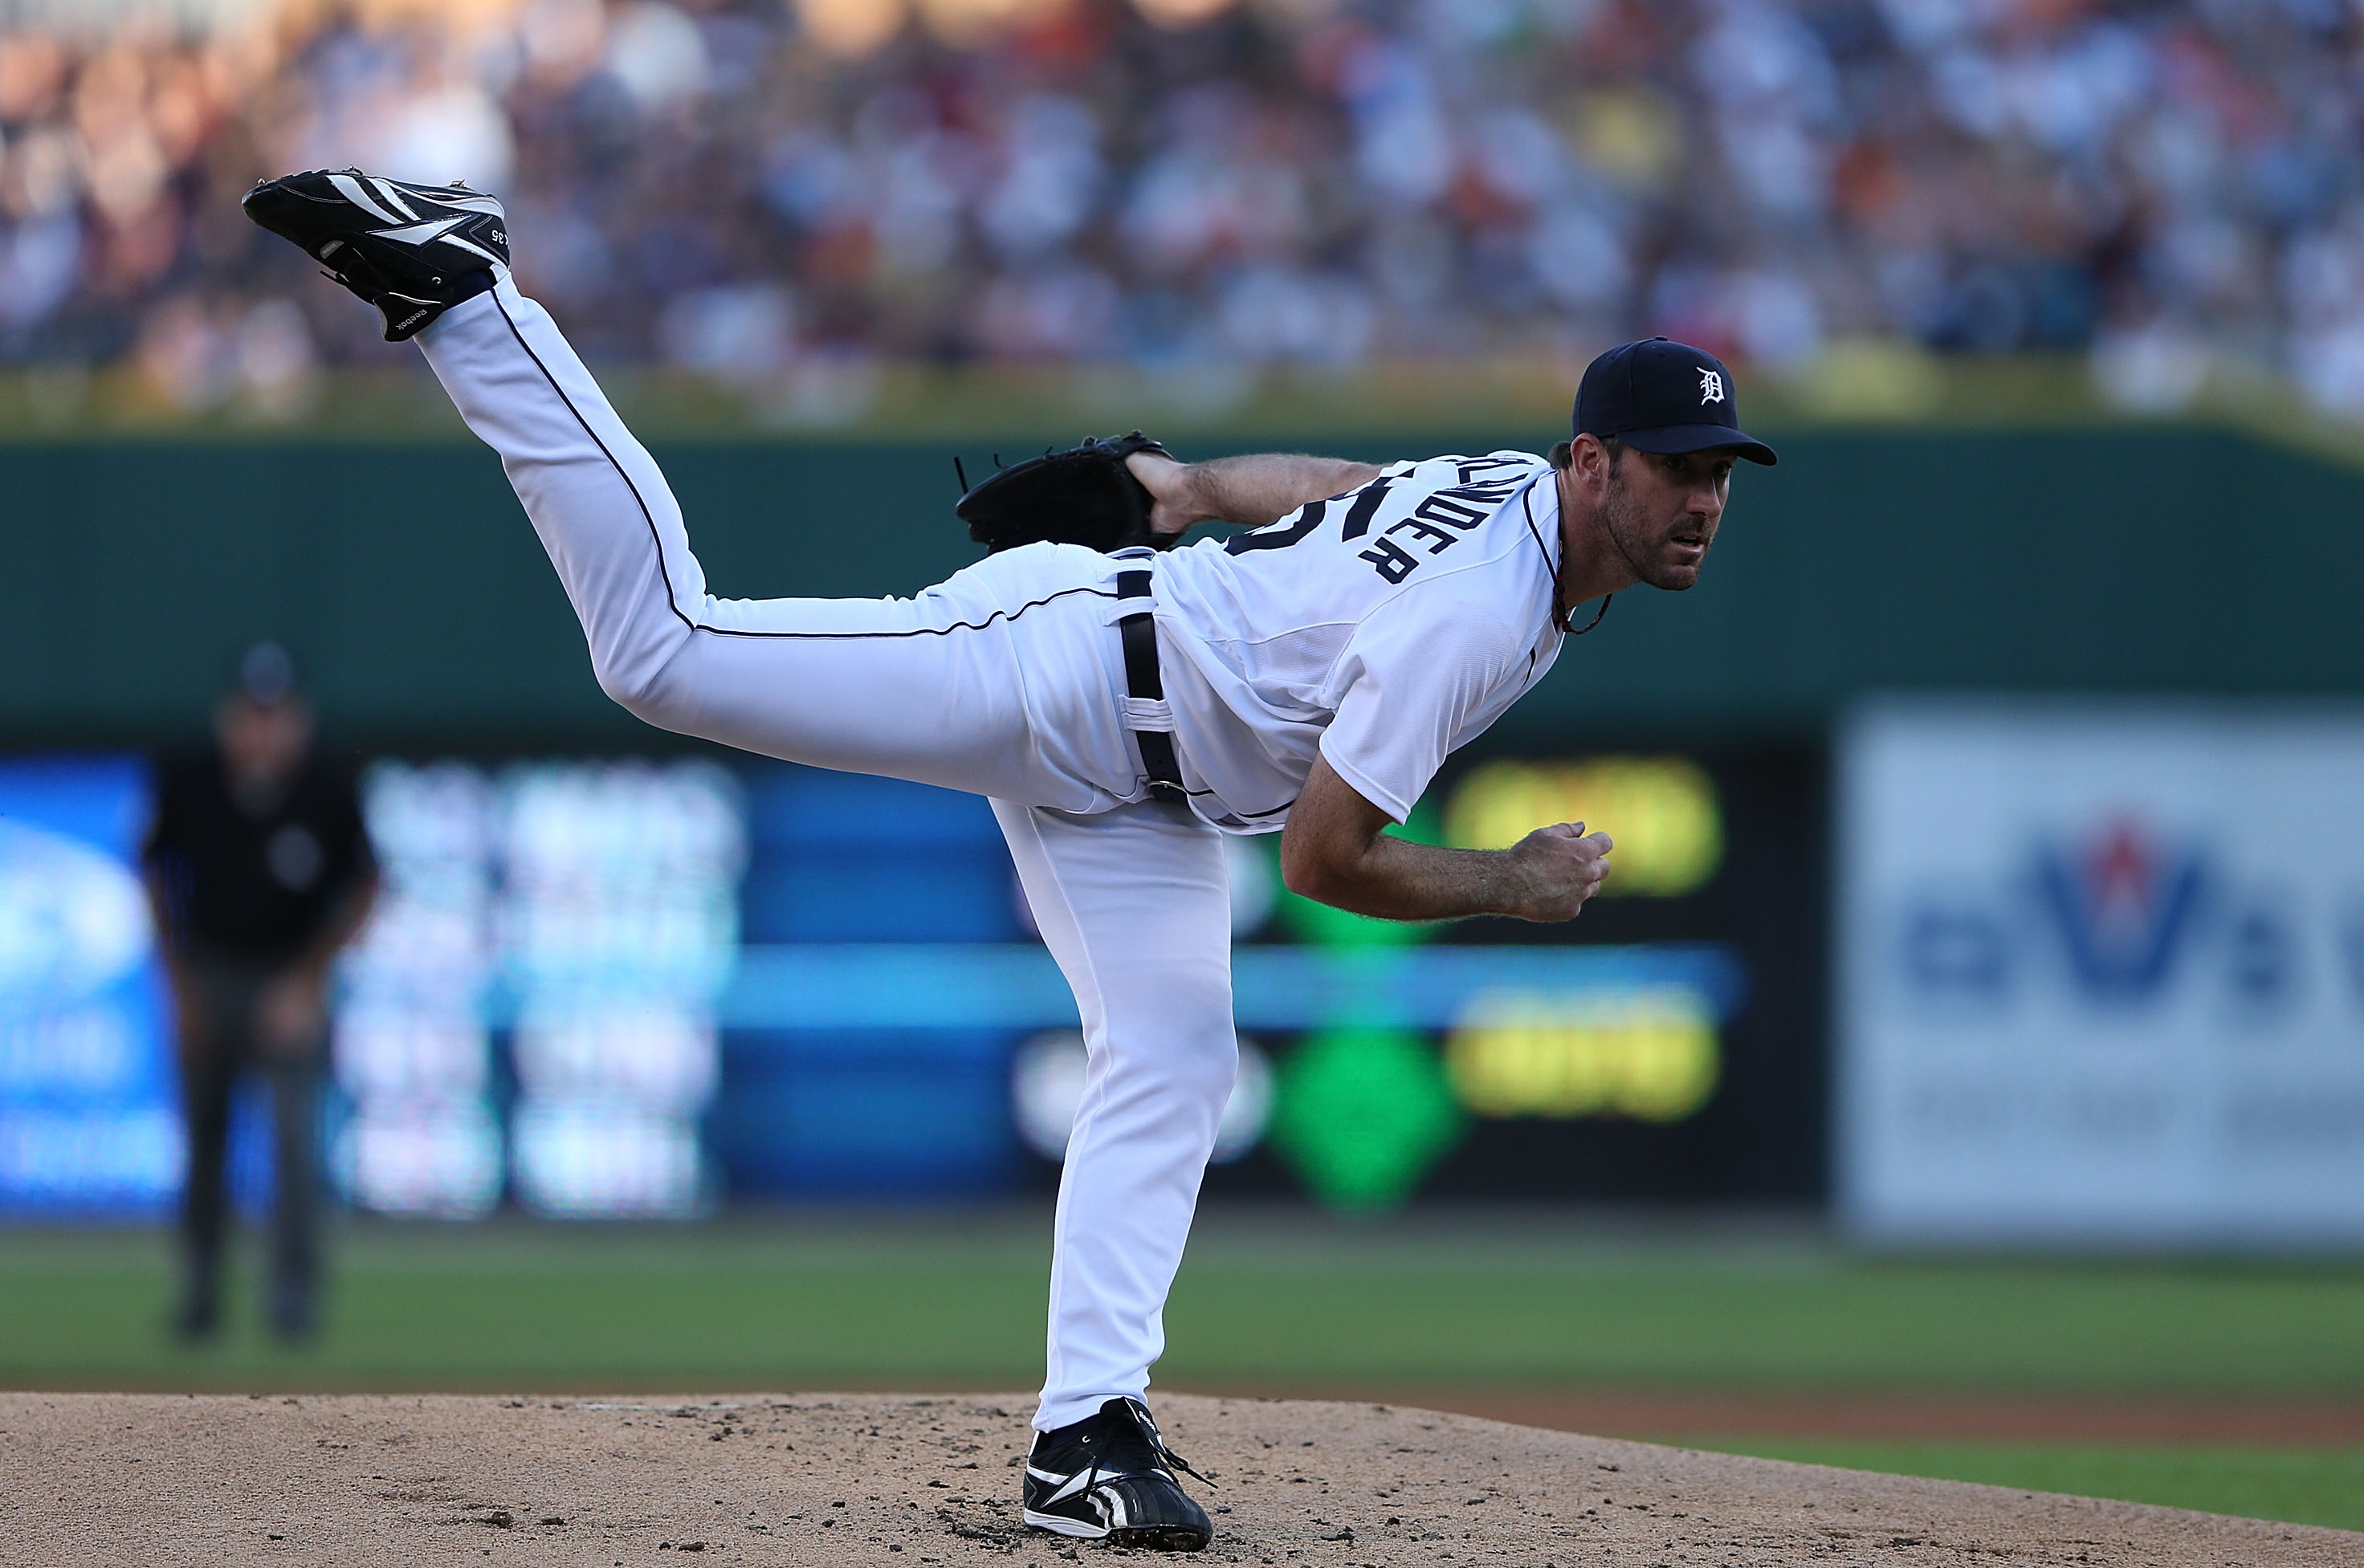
3, 423, 2358, 749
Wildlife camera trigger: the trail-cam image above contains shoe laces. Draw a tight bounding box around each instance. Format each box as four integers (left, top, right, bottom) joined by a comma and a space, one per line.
1114, 1399, 1216, 1489
1047, 1399, 1217, 1504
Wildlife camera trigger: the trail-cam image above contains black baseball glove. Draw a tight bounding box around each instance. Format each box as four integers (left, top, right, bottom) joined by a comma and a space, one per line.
956, 432, 1177, 554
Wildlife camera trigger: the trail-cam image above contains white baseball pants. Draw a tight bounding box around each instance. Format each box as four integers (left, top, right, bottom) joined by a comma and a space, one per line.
417, 276, 1238, 1432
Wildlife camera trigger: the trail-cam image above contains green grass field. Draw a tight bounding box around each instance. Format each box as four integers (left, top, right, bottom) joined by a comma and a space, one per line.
1705, 1439, 2364, 1534
6, 1210, 2360, 1532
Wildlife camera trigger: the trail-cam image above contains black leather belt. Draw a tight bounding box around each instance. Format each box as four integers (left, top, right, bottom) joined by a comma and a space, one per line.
1116, 568, 1185, 801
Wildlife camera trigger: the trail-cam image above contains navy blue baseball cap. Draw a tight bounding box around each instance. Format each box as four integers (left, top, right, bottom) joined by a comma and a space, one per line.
1575, 337, 1778, 466
232, 641, 299, 705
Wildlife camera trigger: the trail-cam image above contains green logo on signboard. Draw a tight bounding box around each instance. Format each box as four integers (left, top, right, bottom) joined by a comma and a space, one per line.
1267, 1027, 1464, 1211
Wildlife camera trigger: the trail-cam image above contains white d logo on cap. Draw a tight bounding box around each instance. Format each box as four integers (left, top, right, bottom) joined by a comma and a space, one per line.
1698, 369, 1725, 404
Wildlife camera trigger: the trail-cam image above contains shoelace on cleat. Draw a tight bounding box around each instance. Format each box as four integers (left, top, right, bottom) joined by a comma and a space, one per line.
1119, 1401, 1216, 1489
1047, 1400, 1216, 1518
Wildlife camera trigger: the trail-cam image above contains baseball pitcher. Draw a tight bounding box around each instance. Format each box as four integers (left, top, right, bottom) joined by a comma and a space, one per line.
244, 169, 1775, 1553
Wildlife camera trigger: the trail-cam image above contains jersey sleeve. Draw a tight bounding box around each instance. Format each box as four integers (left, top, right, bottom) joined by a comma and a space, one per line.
140, 756, 190, 866
321, 762, 380, 893
1317, 591, 1525, 824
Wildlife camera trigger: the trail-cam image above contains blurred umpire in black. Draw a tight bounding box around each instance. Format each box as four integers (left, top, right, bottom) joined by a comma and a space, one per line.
142, 643, 377, 1342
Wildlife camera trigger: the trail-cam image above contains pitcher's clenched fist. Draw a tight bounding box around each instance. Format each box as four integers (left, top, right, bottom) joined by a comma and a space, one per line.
1498, 821, 1614, 922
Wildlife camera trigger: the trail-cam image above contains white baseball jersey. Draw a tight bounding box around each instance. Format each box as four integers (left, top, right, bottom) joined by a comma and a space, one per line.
1151, 451, 1567, 830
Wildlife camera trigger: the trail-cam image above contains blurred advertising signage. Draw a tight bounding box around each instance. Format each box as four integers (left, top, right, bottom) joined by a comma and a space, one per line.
0, 757, 178, 1218
1839, 703, 2364, 1246
340, 760, 740, 1220
1445, 985, 1720, 1123
1445, 756, 1722, 896
0, 746, 1763, 1217
336, 763, 499, 1218
497, 760, 740, 1220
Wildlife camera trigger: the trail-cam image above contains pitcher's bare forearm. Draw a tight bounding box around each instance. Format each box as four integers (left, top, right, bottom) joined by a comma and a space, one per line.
1289, 833, 1528, 922
1188, 454, 1384, 525
1280, 755, 1612, 923
1130, 452, 1384, 536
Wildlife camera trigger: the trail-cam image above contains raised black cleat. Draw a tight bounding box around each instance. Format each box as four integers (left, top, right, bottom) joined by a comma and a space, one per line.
242, 169, 508, 341
1021, 1396, 1213, 1551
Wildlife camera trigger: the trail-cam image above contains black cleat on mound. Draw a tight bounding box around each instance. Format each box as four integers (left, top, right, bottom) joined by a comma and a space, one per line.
1022, 1397, 1213, 1551
242, 169, 508, 341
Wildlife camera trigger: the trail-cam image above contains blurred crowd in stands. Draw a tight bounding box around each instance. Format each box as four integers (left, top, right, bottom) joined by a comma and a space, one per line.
3, 0, 2362, 417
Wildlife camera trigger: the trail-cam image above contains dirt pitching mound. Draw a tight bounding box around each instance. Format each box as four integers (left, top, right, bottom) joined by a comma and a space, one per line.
2, 1392, 2351, 1566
